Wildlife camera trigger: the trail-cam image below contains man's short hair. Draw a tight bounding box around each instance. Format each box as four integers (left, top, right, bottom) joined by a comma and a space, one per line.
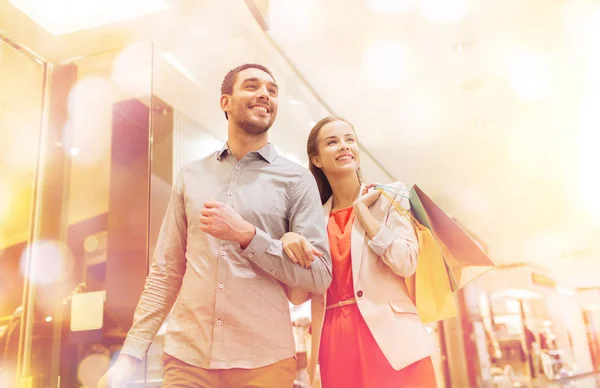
221, 64, 275, 120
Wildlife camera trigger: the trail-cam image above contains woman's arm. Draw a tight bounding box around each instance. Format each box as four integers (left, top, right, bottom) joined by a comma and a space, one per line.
354, 183, 419, 278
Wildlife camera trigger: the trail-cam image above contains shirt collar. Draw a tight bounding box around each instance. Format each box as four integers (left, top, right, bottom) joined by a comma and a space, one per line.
216, 142, 278, 164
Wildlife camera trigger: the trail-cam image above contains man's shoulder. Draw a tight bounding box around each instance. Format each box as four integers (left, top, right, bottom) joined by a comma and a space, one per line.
176, 153, 218, 178
272, 154, 309, 176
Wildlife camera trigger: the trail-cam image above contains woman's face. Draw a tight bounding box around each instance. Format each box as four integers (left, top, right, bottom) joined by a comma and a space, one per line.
312, 120, 360, 175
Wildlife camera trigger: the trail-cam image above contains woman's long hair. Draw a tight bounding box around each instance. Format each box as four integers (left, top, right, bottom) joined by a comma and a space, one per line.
307, 116, 362, 204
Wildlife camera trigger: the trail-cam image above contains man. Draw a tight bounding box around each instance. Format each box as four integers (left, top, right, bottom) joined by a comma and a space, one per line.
99, 64, 332, 387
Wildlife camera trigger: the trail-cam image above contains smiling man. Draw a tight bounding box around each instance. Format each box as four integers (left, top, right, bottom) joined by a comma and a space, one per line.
99, 64, 332, 388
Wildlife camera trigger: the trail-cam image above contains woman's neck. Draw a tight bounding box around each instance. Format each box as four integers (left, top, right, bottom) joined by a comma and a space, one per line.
328, 172, 361, 210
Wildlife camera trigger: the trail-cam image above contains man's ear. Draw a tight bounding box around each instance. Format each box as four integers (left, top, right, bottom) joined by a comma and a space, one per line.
220, 94, 231, 115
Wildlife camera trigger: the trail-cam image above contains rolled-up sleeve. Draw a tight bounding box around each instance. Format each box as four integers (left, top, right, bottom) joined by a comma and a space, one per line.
367, 225, 397, 257
373, 182, 419, 278
241, 170, 332, 294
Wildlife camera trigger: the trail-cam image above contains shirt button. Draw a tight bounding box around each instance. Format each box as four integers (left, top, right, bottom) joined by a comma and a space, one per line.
248, 253, 254, 258
270, 270, 276, 275
220, 251, 226, 256
227, 191, 233, 196
357, 290, 364, 298
218, 283, 224, 289
235, 165, 241, 171
216, 319, 222, 325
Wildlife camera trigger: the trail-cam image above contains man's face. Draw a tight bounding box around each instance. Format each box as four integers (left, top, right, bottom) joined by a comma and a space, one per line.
223, 68, 279, 136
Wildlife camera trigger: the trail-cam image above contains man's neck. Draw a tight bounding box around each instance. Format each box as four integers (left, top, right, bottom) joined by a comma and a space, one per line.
227, 124, 268, 160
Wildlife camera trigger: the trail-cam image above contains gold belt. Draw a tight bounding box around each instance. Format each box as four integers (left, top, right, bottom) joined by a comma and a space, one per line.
326, 297, 357, 310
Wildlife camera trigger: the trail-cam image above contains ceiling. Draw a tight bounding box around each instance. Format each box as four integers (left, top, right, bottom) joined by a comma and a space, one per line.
0, 0, 599, 288
260, 0, 600, 288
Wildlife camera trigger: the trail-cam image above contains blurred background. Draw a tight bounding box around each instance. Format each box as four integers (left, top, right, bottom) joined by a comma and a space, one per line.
0, 0, 599, 386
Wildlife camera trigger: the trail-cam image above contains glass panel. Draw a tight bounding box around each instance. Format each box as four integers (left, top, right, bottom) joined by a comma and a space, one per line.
60, 42, 155, 388
6, 42, 155, 388
0, 36, 46, 387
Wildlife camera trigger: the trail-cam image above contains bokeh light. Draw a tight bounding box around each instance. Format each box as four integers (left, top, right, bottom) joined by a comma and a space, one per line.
362, 40, 412, 90
66, 76, 114, 166
19, 240, 74, 286
507, 50, 549, 103
367, 0, 415, 13
420, 0, 469, 23
111, 43, 153, 99
77, 350, 111, 388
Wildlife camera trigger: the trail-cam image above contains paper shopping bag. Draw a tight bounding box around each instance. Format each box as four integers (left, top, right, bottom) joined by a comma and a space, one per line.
378, 189, 457, 323
409, 185, 496, 291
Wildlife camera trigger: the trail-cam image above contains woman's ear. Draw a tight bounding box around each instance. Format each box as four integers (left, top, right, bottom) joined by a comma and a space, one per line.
311, 156, 323, 169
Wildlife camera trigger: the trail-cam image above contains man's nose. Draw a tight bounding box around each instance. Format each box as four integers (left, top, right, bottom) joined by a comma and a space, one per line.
257, 84, 270, 99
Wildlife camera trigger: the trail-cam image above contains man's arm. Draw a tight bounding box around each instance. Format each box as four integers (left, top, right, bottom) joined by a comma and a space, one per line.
240, 170, 332, 294
120, 171, 187, 360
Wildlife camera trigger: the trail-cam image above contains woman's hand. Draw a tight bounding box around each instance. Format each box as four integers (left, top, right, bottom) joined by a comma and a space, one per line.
281, 232, 323, 269
355, 183, 381, 208
361, 182, 380, 196
353, 183, 382, 238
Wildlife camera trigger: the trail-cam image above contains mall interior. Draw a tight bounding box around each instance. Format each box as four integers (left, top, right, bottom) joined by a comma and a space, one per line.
1, 0, 600, 387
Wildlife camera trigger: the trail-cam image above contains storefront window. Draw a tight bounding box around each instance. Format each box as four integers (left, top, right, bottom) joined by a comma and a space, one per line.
0, 34, 46, 387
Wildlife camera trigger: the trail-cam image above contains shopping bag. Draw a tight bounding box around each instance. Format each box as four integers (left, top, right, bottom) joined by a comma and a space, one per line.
409, 185, 495, 291
377, 189, 457, 323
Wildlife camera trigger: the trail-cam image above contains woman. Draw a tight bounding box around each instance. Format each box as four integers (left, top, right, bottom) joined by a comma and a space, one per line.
284, 117, 438, 388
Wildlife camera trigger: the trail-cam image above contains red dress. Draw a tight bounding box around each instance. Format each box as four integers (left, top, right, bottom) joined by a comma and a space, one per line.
319, 206, 437, 388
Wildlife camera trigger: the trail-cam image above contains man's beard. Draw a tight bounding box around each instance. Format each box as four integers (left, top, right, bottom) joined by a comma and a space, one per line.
236, 116, 274, 136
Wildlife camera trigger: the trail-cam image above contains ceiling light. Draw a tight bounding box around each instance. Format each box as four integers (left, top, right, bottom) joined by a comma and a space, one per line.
8, 0, 170, 36
70, 147, 80, 156
290, 99, 301, 105
45, 316, 53, 322
367, 0, 415, 13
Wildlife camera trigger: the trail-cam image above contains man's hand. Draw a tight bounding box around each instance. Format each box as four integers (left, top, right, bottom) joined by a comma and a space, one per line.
199, 201, 256, 248
97, 354, 137, 388
281, 232, 323, 269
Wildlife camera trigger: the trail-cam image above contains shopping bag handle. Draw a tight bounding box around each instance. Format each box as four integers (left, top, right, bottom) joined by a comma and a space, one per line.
377, 188, 419, 227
